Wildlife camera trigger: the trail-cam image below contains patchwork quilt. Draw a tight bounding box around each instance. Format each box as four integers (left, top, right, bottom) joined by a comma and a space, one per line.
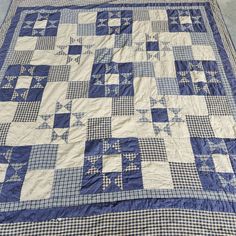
0, 0, 236, 235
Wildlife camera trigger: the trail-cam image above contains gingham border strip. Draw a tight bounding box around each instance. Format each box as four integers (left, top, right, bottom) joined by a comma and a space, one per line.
1, 208, 236, 236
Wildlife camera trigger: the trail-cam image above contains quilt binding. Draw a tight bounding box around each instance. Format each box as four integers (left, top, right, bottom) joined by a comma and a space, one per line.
0, 0, 236, 233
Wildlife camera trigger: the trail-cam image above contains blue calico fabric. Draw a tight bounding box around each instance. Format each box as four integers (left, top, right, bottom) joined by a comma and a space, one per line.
0, 0, 236, 235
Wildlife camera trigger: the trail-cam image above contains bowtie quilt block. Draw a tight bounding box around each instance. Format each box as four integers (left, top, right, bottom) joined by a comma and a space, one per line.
0, 0, 236, 234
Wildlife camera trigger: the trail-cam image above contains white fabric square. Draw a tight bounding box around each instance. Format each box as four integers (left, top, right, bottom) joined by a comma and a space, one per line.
0, 102, 17, 123
142, 161, 173, 189
210, 115, 236, 138
105, 73, 119, 84
20, 170, 54, 201
192, 45, 215, 60
78, 12, 97, 24
56, 142, 84, 169
15, 76, 32, 89
179, 16, 192, 24
108, 18, 121, 27
212, 154, 234, 173
190, 71, 207, 83
15, 37, 37, 50
34, 20, 47, 29
165, 137, 195, 163
103, 154, 122, 173
149, 10, 168, 21
0, 164, 8, 182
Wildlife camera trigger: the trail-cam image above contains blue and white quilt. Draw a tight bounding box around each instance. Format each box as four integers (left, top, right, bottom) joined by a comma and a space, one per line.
0, 0, 236, 235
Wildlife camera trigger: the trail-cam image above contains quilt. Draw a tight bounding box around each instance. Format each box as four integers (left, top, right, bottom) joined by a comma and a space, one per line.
0, 0, 236, 235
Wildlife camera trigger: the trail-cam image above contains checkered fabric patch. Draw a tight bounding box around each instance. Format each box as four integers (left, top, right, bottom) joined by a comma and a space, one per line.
35, 37, 56, 50
205, 96, 232, 116
114, 34, 132, 48
173, 46, 194, 61
13, 102, 41, 122
94, 48, 113, 63
133, 10, 150, 21
133, 62, 155, 77
156, 78, 180, 95
66, 81, 89, 99
48, 65, 70, 82
52, 168, 83, 197
11, 51, 33, 65
28, 144, 58, 170
87, 117, 112, 140
169, 162, 202, 190
139, 138, 167, 161
112, 96, 134, 116
151, 21, 169, 32
186, 115, 215, 138
78, 24, 96, 36
0, 123, 10, 145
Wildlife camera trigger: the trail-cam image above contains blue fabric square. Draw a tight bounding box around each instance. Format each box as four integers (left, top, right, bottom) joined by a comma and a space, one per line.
146, 41, 159, 51
167, 9, 206, 32
85, 140, 103, 156
80, 174, 103, 194
27, 89, 44, 101
68, 45, 82, 55
53, 113, 71, 128
89, 85, 105, 98
0, 89, 14, 101
225, 139, 236, 154
190, 138, 211, 155
34, 65, 50, 76
122, 171, 143, 190
0, 182, 24, 202
96, 10, 132, 35
151, 108, 169, 122
11, 146, 31, 163
81, 138, 142, 194
198, 171, 221, 191
5, 65, 21, 76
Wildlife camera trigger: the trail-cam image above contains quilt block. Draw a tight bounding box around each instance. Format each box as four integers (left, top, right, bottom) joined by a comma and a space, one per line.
0, 0, 236, 235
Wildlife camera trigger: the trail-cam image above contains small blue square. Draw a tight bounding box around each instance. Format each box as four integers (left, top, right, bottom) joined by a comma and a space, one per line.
68, 45, 82, 55
122, 171, 143, 190
198, 171, 221, 191
151, 108, 169, 122
80, 174, 103, 194
53, 113, 71, 128
190, 138, 211, 155
225, 139, 236, 154
146, 41, 159, 51
0, 89, 14, 101
27, 89, 44, 101
0, 182, 23, 202
85, 140, 103, 156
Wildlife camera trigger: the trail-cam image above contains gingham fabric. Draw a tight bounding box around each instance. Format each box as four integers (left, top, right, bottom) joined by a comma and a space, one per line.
0, 0, 236, 235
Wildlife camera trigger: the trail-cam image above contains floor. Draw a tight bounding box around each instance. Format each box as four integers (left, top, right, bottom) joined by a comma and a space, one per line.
0, 0, 236, 46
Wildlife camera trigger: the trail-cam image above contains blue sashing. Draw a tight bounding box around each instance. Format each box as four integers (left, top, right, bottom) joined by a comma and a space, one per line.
0, 65, 50, 102
96, 10, 133, 35
19, 12, 60, 37
0, 146, 31, 202
191, 138, 236, 193
80, 138, 143, 194
175, 60, 226, 96
89, 62, 134, 97
167, 9, 206, 32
